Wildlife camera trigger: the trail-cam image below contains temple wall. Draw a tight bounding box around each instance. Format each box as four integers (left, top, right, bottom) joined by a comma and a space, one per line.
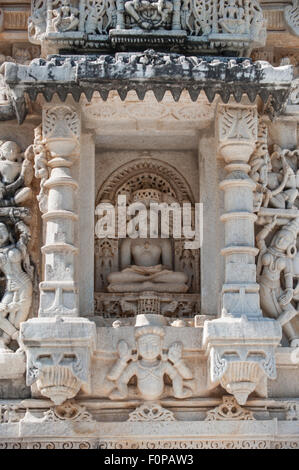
0, 0, 297, 450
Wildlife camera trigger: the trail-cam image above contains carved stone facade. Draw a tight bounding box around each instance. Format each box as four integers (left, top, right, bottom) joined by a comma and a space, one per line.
27, 0, 266, 54
0, 0, 296, 451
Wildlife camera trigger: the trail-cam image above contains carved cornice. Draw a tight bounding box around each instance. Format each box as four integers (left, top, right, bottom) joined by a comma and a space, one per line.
1, 53, 294, 123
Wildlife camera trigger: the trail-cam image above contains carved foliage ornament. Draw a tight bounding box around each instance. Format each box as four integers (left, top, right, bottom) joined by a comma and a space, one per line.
128, 403, 176, 421
42, 400, 95, 422
205, 396, 255, 421
218, 105, 258, 144
43, 106, 80, 141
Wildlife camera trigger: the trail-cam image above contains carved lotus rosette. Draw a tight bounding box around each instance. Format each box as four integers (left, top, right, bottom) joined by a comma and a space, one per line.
36, 365, 81, 405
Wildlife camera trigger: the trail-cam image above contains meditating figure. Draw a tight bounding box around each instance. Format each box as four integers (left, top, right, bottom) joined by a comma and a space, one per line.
107, 237, 188, 293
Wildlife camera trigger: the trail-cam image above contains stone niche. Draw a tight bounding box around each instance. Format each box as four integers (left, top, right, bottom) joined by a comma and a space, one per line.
94, 150, 200, 321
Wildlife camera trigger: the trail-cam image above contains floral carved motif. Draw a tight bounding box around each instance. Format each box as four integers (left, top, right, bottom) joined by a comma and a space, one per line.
128, 403, 176, 421
205, 396, 255, 421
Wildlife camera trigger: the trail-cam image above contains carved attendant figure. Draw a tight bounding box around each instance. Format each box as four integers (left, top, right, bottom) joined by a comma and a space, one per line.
219, 0, 246, 34
108, 326, 193, 400
125, 0, 173, 29
52, 0, 79, 32
0, 141, 33, 207
0, 221, 32, 350
257, 217, 299, 346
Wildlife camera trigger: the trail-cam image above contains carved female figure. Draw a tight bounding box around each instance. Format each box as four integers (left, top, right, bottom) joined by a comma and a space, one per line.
257, 216, 299, 346
0, 221, 32, 350
0, 141, 33, 207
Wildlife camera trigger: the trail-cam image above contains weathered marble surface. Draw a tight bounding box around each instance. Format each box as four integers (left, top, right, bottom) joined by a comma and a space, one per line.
1, 55, 294, 123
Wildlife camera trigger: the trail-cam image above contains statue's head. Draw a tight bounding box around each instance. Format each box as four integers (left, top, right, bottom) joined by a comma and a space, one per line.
135, 326, 164, 360
272, 218, 299, 257
0, 141, 21, 162
0, 222, 10, 247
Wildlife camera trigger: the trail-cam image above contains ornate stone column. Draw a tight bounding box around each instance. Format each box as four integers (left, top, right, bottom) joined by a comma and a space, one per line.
20, 103, 96, 405
203, 102, 282, 405
39, 105, 79, 317
218, 103, 261, 318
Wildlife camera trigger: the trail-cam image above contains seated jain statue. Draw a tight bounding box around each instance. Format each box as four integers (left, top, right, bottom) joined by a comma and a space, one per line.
107, 189, 189, 293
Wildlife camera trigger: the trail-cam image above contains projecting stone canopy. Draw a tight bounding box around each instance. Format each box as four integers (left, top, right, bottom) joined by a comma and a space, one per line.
0, 52, 294, 124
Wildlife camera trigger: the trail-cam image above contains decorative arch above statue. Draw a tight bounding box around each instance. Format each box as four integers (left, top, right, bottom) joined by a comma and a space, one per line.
96, 157, 195, 206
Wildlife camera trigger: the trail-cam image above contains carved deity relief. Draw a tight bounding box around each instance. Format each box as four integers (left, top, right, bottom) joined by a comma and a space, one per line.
84, 0, 117, 34
95, 158, 199, 300
106, 191, 189, 294
107, 324, 193, 401
124, 0, 174, 30
250, 123, 299, 212
0, 141, 34, 351
28, 0, 47, 43
256, 217, 299, 347
28, 0, 266, 51
51, 0, 80, 32
181, 0, 265, 43
219, 0, 246, 35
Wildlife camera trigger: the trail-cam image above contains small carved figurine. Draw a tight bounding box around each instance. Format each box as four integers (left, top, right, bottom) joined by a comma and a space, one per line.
107, 326, 193, 400
125, 0, 173, 30
52, 0, 79, 32
0, 141, 33, 208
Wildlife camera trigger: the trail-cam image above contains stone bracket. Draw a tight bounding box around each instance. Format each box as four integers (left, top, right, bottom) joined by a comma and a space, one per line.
203, 315, 282, 405
20, 317, 96, 405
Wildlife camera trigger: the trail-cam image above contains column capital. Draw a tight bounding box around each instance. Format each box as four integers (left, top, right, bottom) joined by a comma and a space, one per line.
42, 104, 80, 158
216, 103, 258, 167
